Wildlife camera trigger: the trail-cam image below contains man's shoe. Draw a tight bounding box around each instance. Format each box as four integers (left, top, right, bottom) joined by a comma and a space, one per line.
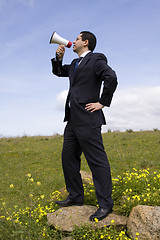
55, 198, 83, 207
89, 207, 113, 221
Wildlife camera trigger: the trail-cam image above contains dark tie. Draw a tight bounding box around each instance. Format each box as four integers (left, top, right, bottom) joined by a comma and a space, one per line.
74, 57, 83, 73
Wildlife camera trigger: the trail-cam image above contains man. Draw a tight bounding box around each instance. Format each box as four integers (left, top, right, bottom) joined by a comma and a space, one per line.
51, 31, 117, 221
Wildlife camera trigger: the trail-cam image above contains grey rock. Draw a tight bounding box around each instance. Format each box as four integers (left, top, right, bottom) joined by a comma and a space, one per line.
47, 205, 128, 232
80, 170, 93, 185
127, 205, 160, 240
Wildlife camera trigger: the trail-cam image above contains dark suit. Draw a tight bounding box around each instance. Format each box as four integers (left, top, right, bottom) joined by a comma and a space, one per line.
51, 52, 117, 208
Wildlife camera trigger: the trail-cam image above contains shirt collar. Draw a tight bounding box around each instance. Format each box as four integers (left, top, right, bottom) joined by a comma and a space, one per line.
80, 50, 91, 58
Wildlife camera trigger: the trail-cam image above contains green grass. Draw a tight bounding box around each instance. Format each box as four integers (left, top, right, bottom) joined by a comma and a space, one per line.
0, 130, 160, 239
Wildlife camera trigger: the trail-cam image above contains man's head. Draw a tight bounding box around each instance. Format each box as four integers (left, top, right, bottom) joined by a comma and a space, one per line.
73, 31, 96, 56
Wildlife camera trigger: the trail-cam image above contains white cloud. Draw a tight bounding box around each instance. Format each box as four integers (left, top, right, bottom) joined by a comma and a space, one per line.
56, 90, 68, 111
103, 86, 160, 131
56, 86, 160, 132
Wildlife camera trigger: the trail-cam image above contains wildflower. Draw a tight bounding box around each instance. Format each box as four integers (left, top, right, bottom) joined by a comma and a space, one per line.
37, 182, 41, 186
29, 194, 33, 198
27, 173, 31, 177
100, 235, 104, 239
111, 219, 115, 224
136, 232, 139, 236
40, 195, 45, 199
30, 178, 34, 182
10, 184, 14, 188
94, 217, 98, 222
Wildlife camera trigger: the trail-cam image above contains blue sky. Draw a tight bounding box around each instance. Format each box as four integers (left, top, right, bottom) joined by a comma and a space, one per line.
0, 0, 160, 137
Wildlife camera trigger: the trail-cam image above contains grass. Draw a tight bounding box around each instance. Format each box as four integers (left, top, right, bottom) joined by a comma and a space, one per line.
0, 130, 160, 239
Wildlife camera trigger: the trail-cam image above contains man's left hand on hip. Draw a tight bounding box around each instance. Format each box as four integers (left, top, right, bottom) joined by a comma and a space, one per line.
85, 102, 104, 112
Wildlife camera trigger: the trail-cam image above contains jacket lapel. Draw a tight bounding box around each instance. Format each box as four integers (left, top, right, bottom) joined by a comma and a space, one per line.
71, 52, 92, 86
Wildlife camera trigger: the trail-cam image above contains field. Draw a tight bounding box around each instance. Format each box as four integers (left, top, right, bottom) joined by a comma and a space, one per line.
0, 130, 160, 239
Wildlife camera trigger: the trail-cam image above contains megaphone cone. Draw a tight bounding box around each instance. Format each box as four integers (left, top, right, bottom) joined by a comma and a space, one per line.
49, 31, 72, 48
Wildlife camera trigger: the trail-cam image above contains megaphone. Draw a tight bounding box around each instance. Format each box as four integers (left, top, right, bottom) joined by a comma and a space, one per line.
49, 31, 72, 48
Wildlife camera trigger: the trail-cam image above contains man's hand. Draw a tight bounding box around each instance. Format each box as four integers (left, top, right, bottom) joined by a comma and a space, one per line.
56, 44, 65, 60
85, 102, 104, 112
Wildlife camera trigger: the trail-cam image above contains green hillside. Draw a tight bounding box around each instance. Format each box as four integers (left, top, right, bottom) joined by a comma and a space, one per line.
0, 130, 160, 239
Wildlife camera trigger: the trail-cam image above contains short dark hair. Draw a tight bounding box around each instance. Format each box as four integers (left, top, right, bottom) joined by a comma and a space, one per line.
80, 31, 97, 52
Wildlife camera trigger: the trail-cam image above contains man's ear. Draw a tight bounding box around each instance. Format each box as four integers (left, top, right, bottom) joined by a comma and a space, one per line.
84, 39, 89, 48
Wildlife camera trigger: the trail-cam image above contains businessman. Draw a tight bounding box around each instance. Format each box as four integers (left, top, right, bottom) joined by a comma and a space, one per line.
51, 31, 118, 221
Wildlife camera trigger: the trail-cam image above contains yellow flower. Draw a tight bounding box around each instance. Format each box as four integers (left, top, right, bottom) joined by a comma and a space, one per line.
29, 194, 33, 198
100, 235, 104, 239
30, 178, 34, 182
111, 219, 115, 224
40, 195, 45, 199
27, 173, 32, 177
10, 184, 14, 188
37, 182, 41, 186
94, 218, 98, 222
136, 232, 139, 236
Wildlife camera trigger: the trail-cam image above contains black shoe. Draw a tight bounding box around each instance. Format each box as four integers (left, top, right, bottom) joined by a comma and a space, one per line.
55, 198, 83, 207
89, 207, 113, 221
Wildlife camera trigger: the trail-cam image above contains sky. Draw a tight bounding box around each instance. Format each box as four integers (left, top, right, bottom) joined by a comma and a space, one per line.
0, 0, 160, 137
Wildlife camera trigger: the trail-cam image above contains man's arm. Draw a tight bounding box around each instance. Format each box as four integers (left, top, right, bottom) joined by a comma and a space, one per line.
85, 54, 117, 112
51, 44, 70, 77
96, 53, 117, 107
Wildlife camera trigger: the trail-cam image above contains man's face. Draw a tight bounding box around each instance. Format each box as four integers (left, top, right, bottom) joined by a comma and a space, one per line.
73, 34, 85, 53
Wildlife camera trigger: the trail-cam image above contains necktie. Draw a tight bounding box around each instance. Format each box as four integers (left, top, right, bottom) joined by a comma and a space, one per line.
74, 57, 83, 73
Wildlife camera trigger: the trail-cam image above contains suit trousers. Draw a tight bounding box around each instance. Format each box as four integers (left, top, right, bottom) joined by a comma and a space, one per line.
62, 122, 113, 209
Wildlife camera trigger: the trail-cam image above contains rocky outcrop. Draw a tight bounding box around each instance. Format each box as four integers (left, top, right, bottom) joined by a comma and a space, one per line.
47, 205, 128, 232
127, 205, 160, 240
48, 171, 160, 239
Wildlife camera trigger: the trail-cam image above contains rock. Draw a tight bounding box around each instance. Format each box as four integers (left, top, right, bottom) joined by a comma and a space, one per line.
127, 205, 160, 240
80, 170, 93, 185
47, 205, 128, 232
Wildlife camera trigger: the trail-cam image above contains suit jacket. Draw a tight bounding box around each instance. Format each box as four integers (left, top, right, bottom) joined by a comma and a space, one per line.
51, 52, 117, 125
